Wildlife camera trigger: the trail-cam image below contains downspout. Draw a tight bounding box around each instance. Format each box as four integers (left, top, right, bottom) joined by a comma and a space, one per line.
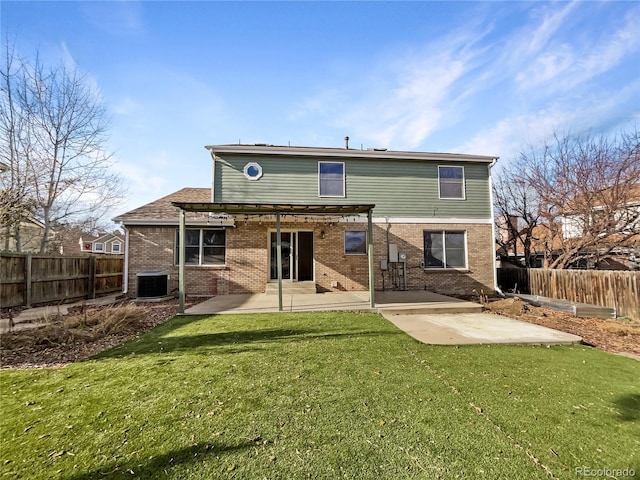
179, 209, 186, 314
488, 157, 501, 296
209, 149, 216, 202
122, 225, 129, 294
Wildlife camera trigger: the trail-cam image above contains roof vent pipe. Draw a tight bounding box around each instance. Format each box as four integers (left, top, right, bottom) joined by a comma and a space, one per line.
344, 136, 349, 149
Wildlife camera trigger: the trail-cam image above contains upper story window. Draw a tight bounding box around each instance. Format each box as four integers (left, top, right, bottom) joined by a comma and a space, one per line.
175, 228, 226, 266
112, 243, 121, 253
318, 162, 345, 197
94, 242, 104, 252
438, 166, 465, 200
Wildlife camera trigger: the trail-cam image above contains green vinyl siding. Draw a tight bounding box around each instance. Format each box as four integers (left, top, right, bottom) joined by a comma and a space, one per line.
214, 154, 491, 218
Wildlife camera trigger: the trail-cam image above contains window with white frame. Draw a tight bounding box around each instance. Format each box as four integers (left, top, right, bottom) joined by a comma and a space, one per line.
318, 162, 345, 197
94, 242, 104, 252
344, 231, 367, 255
112, 243, 121, 253
423, 231, 466, 269
175, 229, 226, 265
438, 166, 465, 199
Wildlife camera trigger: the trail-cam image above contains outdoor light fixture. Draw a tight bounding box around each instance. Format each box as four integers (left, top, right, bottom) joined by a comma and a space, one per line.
320, 230, 325, 239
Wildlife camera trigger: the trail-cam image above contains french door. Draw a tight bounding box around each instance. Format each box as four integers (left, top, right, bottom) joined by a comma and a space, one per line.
269, 231, 313, 281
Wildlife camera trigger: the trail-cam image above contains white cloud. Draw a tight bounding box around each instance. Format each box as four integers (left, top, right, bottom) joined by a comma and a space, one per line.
522, 1, 579, 57
292, 22, 494, 150
516, 5, 640, 93
112, 97, 142, 116
79, 1, 145, 36
456, 76, 640, 163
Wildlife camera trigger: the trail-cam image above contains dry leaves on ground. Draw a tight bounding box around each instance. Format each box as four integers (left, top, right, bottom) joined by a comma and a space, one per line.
485, 298, 640, 358
0, 298, 205, 369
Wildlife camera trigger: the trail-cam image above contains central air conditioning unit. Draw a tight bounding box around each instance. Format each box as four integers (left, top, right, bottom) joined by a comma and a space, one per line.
136, 271, 169, 298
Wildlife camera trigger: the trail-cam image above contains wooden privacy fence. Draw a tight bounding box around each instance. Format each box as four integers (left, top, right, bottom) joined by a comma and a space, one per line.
1, 253, 124, 308
497, 268, 640, 320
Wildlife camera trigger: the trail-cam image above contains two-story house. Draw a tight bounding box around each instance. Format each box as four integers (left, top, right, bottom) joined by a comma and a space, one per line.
79, 232, 124, 255
114, 143, 498, 304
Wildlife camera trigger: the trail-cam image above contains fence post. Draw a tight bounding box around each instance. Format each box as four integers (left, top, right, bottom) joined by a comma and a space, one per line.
88, 256, 96, 300
25, 254, 32, 308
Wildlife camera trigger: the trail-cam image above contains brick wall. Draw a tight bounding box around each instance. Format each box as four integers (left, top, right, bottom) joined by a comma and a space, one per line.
370, 223, 495, 295
125, 220, 494, 298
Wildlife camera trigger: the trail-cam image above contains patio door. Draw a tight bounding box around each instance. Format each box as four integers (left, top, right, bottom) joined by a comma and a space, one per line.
269, 231, 313, 281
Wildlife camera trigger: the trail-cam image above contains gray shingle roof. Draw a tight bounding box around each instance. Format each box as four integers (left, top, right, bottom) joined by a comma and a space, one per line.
113, 188, 214, 225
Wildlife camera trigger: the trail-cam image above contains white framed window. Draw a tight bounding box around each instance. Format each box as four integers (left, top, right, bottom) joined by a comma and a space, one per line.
318, 161, 345, 197
423, 230, 466, 269
94, 242, 104, 252
438, 166, 465, 200
243, 162, 263, 180
345, 231, 367, 255
112, 243, 121, 253
175, 229, 226, 265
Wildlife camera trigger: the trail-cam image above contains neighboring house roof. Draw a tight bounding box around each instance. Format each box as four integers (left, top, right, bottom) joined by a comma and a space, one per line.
113, 188, 218, 225
563, 183, 640, 213
205, 143, 499, 163
92, 232, 124, 243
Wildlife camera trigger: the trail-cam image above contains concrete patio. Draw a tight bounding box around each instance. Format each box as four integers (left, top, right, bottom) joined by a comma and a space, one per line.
184, 290, 482, 315
184, 290, 583, 346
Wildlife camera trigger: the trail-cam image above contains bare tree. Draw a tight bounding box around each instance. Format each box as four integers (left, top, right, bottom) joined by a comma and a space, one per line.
521, 130, 640, 269
1, 43, 126, 252
0, 42, 37, 251
493, 168, 541, 268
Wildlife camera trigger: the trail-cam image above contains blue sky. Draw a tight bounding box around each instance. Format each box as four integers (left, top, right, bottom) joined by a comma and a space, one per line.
2, 1, 639, 221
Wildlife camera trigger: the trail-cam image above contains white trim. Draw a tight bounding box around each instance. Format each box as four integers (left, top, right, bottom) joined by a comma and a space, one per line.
121, 217, 491, 226
118, 219, 236, 227
318, 161, 346, 198
438, 165, 466, 200
206, 144, 498, 163
336, 216, 493, 224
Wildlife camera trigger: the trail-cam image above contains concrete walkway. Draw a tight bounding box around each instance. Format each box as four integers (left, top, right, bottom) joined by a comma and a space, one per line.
381, 312, 583, 345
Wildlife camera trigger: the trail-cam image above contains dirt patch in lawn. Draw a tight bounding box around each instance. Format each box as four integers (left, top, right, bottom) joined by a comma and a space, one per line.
485, 298, 640, 358
0, 298, 207, 369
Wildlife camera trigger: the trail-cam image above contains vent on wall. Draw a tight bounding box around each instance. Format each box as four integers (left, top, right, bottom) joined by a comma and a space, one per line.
137, 271, 169, 298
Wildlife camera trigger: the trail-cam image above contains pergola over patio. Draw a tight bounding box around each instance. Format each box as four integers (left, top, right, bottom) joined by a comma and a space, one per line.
171, 202, 376, 313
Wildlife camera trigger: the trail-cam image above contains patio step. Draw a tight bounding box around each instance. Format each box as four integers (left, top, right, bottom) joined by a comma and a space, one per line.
378, 302, 483, 315
264, 282, 317, 295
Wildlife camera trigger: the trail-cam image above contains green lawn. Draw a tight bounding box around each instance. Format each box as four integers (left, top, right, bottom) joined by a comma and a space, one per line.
1, 312, 638, 479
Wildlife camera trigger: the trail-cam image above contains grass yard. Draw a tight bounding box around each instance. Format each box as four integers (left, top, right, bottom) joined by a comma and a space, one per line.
1, 311, 638, 479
